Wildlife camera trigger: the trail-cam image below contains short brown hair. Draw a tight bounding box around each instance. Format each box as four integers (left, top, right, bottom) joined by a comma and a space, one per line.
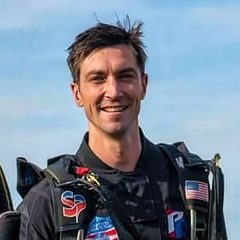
67, 17, 147, 83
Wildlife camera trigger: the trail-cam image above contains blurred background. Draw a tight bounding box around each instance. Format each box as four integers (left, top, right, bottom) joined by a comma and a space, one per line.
0, 0, 239, 238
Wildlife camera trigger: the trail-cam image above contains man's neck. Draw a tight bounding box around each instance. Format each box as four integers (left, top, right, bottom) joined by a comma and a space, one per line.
88, 128, 142, 172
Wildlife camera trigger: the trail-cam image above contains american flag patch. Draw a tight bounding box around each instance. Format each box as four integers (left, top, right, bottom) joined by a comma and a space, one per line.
85, 216, 119, 240
85, 227, 118, 240
185, 180, 209, 202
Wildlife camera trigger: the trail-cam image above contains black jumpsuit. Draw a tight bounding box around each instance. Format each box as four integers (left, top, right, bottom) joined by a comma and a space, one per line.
18, 130, 189, 240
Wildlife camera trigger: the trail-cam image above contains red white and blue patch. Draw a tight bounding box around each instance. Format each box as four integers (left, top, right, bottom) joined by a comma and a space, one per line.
185, 180, 209, 202
61, 190, 86, 223
166, 208, 187, 239
85, 216, 119, 240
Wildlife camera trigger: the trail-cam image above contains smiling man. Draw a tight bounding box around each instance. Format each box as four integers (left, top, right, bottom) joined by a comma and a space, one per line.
16, 18, 227, 240
70, 44, 147, 171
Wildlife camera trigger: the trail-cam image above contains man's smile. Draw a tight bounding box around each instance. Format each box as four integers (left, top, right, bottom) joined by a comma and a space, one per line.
100, 105, 128, 113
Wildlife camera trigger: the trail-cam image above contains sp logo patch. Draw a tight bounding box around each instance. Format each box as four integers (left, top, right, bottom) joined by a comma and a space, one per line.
61, 190, 86, 223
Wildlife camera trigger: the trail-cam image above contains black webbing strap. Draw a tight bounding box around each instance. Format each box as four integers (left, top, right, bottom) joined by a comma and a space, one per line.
0, 164, 20, 240
0, 164, 13, 213
59, 230, 84, 240
44, 155, 84, 240
207, 157, 228, 240
158, 143, 209, 239
99, 186, 139, 240
0, 211, 20, 240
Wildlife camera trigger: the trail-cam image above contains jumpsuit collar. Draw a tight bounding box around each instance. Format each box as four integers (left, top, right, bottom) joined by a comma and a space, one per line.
75, 128, 151, 172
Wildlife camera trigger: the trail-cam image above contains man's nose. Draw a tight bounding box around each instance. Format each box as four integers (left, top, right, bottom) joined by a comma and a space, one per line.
104, 77, 123, 99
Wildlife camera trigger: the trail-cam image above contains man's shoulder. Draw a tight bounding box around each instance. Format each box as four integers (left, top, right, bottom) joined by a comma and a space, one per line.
156, 141, 206, 168
17, 177, 55, 240
18, 178, 53, 214
26, 177, 52, 196
17, 178, 53, 223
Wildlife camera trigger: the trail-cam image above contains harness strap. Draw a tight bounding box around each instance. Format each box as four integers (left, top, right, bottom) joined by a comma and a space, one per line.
158, 143, 210, 239
45, 155, 139, 240
0, 164, 13, 213
99, 186, 139, 240
207, 154, 228, 240
44, 155, 85, 240
59, 230, 84, 240
0, 211, 20, 240
0, 164, 20, 240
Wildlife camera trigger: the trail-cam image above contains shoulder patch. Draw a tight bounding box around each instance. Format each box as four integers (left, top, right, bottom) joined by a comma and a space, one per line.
61, 190, 87, 223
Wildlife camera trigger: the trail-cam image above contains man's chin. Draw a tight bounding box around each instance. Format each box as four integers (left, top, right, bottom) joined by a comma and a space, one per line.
103, 125, 128, 138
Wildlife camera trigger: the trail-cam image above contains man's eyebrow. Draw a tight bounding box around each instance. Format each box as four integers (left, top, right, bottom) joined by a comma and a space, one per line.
85, 70, 105, 77
85, 68, 139, 79
118, 67, 138, 74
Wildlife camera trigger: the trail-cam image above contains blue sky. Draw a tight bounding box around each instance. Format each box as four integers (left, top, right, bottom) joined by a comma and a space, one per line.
0, 0, 239, 238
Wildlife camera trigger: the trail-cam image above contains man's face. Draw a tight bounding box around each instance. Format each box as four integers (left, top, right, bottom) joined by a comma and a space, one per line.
71, 44, 148, 137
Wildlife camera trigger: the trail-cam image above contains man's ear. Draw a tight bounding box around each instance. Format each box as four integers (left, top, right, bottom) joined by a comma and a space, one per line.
70, 82, 83, 107
141, 73, 148, 100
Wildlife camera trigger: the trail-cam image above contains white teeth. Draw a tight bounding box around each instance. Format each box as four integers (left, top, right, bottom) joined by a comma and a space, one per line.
102, 106, 126, 112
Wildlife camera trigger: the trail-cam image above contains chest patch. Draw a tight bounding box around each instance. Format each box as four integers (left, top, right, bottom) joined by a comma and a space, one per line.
85, 216, 119, 240
166, 208, 187, 239
61, 190, 87, 223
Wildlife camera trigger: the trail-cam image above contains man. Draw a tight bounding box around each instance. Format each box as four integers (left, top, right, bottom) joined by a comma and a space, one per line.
16, 18, 226, 240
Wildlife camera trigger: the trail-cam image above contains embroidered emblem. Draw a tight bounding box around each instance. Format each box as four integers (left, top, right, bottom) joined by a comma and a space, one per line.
61, 190, 86, 223
85, 216, 119, 240
166, 208, 187, 239
185, 180, 209, 202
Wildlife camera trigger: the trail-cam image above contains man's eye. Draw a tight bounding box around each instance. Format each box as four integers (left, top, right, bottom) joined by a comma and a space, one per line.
90, 76, 105, 82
